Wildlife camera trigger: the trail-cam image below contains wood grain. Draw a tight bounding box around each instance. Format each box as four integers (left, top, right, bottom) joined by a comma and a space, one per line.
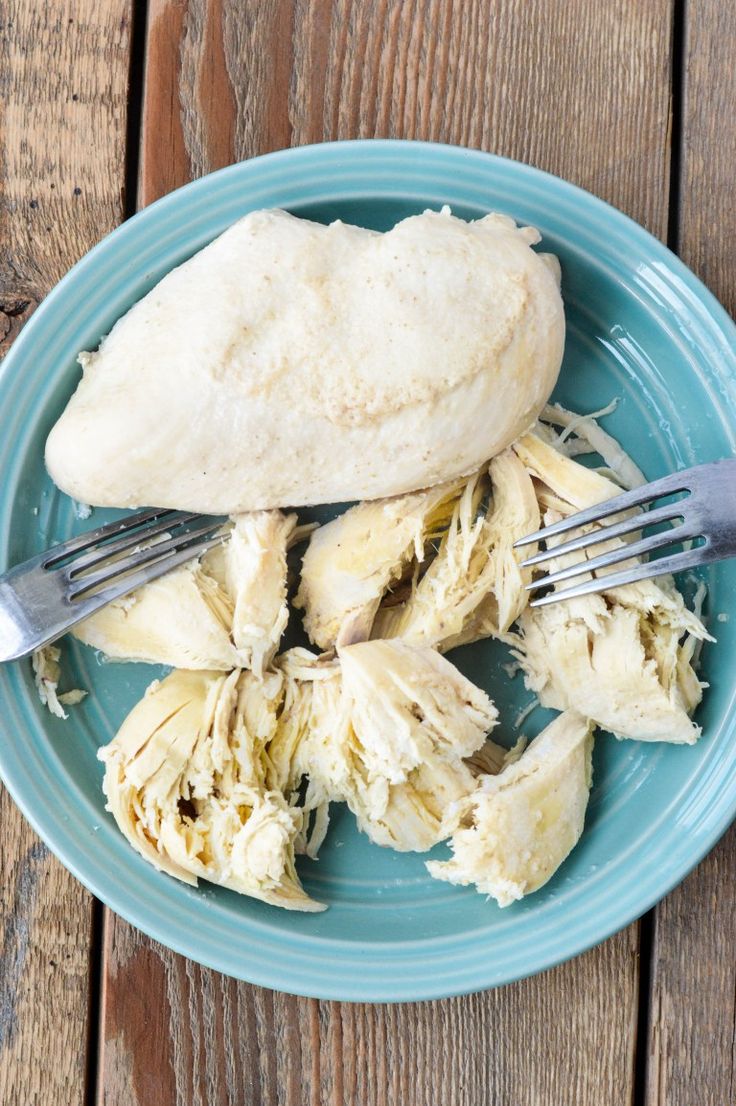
101, 920, 640, 1106
646, 3, 736, 1104
140, 0, 673, 236
100, 1, 677, 1103
677, 0, 736, 310
0, 3, 132, 1103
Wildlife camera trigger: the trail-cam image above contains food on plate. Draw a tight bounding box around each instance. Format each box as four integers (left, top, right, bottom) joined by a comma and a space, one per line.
294, 479, 466, 650
100, 639, 498, 898
31, 644, 87, 720
372, 450, 540, 649
509, 433, 710, 743
271, 641, 499, 853
427, 711, 594, 906
513, 596, 705, 744
45, 207, 564, 512
539, 401, 647, 489
294, 417, 709, 747
50, 397, 710, 911
267, 649, 341, 858
298, 451, 540, 654
74, 512, 295, 676
39, 197, 710, 915
99, 667, 325, 912
330, 640, 497, 851
78, 402, 710, 910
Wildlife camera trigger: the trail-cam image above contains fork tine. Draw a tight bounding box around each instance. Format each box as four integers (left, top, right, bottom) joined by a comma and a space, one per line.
513, 471, 693, 549
67, 512, 201, 577
526, 526, 699, 592
68, 519, 224, 598
520, 503, 686, 569
42, 508, 175, 568
528, 545, 710, 607
68, 533, 227, 616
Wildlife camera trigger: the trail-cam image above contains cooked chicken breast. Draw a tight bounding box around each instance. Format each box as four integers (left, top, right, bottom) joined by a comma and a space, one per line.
510, 433, 710, 743
99, 667, 324, 911
74, 511, 294, 675
373, 449, 540, 649
46, 208, 564, 512
272, 640, 498, 853
294, 479, 466, 650
296, 449, 539, 653
427, 710, 594, 906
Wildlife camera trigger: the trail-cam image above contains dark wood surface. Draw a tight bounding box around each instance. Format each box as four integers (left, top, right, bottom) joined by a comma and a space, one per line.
0, 2, 733, 1103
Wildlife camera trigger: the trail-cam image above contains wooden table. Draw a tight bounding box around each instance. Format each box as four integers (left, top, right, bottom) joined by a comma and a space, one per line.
1, 2, 734, 1103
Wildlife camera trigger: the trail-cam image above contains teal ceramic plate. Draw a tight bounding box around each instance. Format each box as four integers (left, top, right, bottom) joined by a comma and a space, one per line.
1, 141, 735, 1002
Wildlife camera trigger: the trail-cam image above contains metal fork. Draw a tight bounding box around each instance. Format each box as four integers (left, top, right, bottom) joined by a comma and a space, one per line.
514, 459, 736, 607
0, 510, 226, 662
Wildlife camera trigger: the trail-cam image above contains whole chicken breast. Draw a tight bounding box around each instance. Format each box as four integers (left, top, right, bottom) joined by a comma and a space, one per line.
45, 207, 564, 512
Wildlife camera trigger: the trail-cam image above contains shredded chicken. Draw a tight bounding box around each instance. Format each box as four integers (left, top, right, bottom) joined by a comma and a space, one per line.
374, 450, 539, 648
75, 511, 295, 675
427, 711, 594, 906
275, 640, 497, 853
83, 398, 711, 913
465, 735, 526, 777
510, 433, 710, 743
540, 401, 647, 489
99, 668, 325, 911
298, 450, 539, 655
269, 649, 342, 858
294, 480, 465, 650
32, 644, 87, 719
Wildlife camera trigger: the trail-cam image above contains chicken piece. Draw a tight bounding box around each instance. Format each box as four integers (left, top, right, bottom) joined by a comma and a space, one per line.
539, 401, 647, 489
46, 208, 564, 513
349, 756, 479, 855
99, 668, 324, 911
374, 450, 540, 649
269, 649, 343, 788
268, 651, 319, 794
203, 511, 294, 675
513, 431, 622, 510
427, 711, 594, 906
293, 640, 497, 852
510, 433, 710, 743
271, 642, 497, 852
515, 599, 705, 743
299, 449, 539, 655
73, 563, 237, 669
465, 734, 527, 777
74, 511, 295, 674
339, 640, 496, 781
268, 648, 342, 858
294, 480, 465, 650
32, 644, 87, 719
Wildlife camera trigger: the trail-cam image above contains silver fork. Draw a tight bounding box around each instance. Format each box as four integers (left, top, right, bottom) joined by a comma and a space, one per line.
514, 459, 736, 607
0, 510, 226, 662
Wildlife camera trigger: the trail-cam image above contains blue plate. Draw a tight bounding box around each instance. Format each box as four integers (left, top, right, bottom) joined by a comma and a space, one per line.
1, 140, 735, 1002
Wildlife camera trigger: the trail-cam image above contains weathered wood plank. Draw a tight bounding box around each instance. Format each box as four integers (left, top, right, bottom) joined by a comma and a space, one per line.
101, 922, 640, 1106
140, 0, 673, 236
0, 5, 132, 1103
646, 3, 736, 1104
100, 2, 677, 1103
